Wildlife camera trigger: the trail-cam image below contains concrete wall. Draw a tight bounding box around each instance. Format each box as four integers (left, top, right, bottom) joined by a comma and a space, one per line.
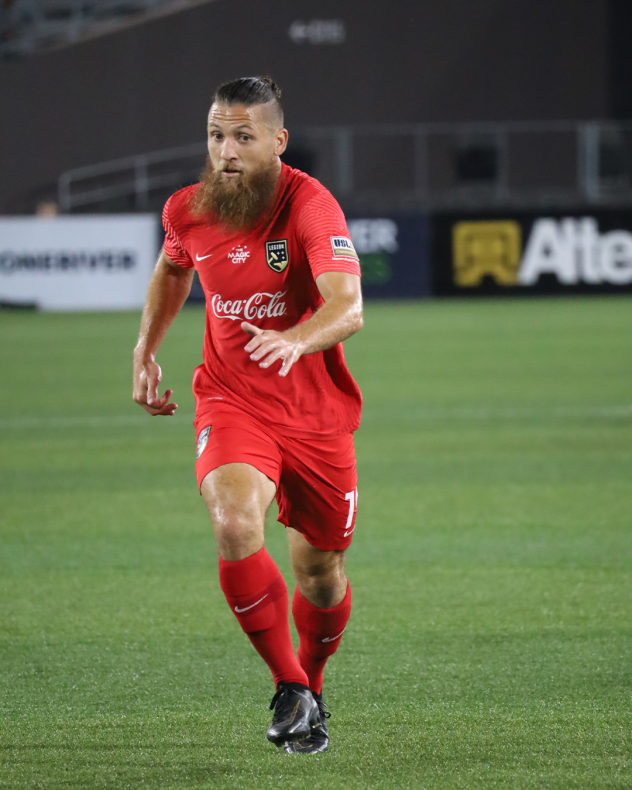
0, 0, 609, 211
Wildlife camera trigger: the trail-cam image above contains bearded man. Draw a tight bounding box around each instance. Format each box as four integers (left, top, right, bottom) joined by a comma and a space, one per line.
132, 76, 362, 753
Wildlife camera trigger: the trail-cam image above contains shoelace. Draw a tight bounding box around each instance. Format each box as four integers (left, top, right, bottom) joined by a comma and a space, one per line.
269, 687, 288, 711
315, 697, 331, 720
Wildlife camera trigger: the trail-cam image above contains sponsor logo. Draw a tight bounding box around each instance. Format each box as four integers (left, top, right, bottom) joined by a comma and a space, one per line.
210, 290, 287, 321
196, 425, 211, 459
453, 217, 632, 287
234, 594, 268, 613
0, 250, 136, 274
227, 245, 250, 264
453, 221, 522, 286
196, 252, 212, 261
519, 217, 632, 285
347, 218, 398, 285
265, 239, 289, 273
322, 628, 346, 643
348, 219, 399, 254
330, 236, 359, 260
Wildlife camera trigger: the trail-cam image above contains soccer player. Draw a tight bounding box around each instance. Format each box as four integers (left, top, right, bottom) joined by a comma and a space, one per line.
132, 76, 362, 753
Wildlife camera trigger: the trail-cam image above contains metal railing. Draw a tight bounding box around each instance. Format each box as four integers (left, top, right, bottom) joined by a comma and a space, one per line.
0, 0, 213, 58
57, 120, 632, 213
58, 141, 206, 212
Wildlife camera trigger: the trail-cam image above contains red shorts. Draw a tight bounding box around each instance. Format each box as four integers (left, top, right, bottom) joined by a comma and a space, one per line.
193, 403, 358, 552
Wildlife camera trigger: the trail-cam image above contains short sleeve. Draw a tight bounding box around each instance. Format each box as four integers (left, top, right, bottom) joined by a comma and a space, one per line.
162, 195, 194, 268
295, 191, 361, 281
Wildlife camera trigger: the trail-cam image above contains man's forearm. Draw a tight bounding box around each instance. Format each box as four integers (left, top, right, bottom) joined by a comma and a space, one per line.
283, 294, 363, 356
242, 271, 363, 377
134, 253, 194, 359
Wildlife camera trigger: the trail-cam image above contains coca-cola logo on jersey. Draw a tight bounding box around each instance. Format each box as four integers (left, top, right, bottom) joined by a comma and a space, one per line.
211, 290, 287, 321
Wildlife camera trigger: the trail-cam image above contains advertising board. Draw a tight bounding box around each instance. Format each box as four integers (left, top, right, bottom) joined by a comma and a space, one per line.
0, 215, 158, 311
430, 210, 632, 296
347, 215, 430, 299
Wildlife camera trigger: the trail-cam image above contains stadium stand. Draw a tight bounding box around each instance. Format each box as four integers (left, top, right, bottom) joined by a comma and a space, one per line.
1, 0, 630, 215
0, 0, 214, 58
58, 121, 632, 215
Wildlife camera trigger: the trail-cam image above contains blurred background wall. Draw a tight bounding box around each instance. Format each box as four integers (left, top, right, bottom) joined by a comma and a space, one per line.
0, 0, 620, 213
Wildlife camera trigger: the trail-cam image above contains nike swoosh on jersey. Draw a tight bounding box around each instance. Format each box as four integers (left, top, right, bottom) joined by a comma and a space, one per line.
322, 628, 346, 643
234, 594, 268, 613
196, 253, 212, 261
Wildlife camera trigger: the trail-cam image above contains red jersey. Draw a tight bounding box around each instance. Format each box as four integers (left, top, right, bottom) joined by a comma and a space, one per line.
162, 163, 362, 438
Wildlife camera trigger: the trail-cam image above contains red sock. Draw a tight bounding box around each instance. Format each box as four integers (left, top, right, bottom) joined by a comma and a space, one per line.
218, 547, 308, 688
292, 583, 352, 694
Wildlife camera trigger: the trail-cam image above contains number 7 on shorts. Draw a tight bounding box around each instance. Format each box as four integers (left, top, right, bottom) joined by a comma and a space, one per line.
343, 488, 358, 537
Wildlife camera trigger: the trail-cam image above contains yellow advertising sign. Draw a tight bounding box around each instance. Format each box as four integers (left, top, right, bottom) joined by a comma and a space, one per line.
453, 221, 522, 286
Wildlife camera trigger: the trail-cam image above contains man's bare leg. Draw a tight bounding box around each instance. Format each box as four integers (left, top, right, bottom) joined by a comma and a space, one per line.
201, 463, 319, 744
286, 528, 352, 752
201, 462, 274, 560
201, 462, 307, 686
287, 527, 347, 608
287, 528, 351, 687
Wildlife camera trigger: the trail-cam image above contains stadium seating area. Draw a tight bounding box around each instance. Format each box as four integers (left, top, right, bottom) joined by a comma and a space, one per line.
57, 120, 632, 216
0, 0, 210, 57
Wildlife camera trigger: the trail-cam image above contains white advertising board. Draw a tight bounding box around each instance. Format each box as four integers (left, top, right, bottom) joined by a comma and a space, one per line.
0, 215, 158, 311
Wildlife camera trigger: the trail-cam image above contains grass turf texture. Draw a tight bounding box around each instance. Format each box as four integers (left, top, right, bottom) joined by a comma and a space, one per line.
0, 296, 631, 789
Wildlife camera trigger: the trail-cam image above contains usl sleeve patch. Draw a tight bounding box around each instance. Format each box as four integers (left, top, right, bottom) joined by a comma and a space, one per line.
330, 236, 359, 260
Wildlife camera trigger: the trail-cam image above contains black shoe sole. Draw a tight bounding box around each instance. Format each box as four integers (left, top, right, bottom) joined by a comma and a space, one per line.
283, 736, 328, 754
267, 708, 319, 745
268, 721, 317, 747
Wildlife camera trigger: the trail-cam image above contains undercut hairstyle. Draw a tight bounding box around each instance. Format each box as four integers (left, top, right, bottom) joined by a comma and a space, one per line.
213, 76, 284, 128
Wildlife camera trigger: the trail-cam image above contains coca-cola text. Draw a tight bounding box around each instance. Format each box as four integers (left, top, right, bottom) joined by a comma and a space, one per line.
211, 290, 287, 321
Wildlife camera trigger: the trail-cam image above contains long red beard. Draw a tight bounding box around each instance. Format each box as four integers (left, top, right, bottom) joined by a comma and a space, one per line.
190, 156, 279, 231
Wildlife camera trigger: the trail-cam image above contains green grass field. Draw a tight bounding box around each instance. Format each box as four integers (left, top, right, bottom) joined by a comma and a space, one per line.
1, 297, 631, 789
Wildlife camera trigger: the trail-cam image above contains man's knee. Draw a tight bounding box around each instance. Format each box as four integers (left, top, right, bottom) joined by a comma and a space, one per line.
207, 501, 265, 561
201, 464, 274, 560
211, 505, 264, 559
294, 552, 347, 608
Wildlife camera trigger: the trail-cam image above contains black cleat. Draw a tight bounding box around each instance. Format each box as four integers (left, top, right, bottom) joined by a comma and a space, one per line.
283, 691, 330, 753
266, 682, 319, 746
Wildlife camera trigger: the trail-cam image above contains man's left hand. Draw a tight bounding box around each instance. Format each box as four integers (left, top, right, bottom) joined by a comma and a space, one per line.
242, 322, 303, 377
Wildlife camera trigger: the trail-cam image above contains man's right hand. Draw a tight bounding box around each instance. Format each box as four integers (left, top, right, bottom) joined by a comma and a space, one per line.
133, 354, 178, 416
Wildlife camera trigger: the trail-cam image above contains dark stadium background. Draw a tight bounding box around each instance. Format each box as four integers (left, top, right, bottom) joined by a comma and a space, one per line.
1, 0, 630, 215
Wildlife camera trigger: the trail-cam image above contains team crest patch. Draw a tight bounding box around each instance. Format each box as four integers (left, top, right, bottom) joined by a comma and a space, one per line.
265, 239, 289, 272
330, 236, 359, 259
196, 426, 211, 459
